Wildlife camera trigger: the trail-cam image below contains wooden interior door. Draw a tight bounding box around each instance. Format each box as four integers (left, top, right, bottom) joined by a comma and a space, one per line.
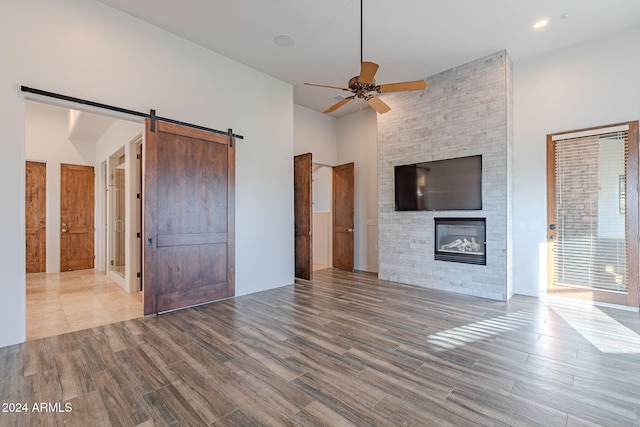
144, 119, 235, 315
294, 153, 313, 280
60, 164, 95, 271
26, 161, 46, 273
333, 162, 354, 271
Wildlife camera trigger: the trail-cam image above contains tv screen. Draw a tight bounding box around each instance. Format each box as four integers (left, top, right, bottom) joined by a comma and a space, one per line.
394, 155, 482, 211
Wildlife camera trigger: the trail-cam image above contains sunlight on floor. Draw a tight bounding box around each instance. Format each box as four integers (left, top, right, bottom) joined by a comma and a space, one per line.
426, 310, 537, 350
426, 296, 640, 354
548, 298, 640, 353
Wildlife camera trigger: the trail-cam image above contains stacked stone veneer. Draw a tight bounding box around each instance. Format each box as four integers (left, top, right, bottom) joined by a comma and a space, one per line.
377, 50, 514, 301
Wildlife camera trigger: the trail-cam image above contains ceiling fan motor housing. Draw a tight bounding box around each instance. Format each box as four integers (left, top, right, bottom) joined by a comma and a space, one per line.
349, 76, 378, 99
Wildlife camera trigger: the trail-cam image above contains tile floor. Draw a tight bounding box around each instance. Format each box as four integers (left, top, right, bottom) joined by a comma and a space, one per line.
26, 269, 143, 340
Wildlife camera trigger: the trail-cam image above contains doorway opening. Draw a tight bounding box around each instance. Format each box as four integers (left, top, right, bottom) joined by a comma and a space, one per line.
547, 121, 639, 308
104, 137, 142, 293
312, 164, 332, 271
24, 99, 144, 340
294, 153, 355, 280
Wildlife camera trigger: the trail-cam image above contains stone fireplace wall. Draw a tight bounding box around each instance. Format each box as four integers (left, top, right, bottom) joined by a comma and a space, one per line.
377, 51, 513, 300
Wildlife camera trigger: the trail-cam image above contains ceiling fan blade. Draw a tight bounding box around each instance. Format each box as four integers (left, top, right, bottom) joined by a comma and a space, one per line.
378, 80, 427, 93
359, 61, 379, 85
323, 96, 354, 113
366, 96, 391, 114
305, 82, 351, 91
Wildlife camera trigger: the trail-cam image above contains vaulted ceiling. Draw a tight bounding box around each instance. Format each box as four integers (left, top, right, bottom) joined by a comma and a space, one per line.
97, 0, 640, 116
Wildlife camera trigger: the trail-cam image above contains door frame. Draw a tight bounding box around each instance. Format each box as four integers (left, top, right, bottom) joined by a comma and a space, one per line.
106, 147, 127, 288
99, 135, 142, 294
293, 159, 356, 275
547, 121, 639, 307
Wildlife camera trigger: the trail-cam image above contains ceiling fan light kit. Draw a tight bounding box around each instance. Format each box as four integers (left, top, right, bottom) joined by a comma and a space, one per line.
304, 0, 426, 114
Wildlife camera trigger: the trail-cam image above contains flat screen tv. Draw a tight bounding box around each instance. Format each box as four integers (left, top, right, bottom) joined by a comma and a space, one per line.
394, 155, 482, 211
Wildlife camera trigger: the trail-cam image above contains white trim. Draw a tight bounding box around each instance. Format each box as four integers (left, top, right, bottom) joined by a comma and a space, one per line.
552, 124, 629, 141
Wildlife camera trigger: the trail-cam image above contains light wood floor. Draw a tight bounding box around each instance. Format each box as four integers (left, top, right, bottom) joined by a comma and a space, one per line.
3, 268, 640, 426
26, 270, 143, 340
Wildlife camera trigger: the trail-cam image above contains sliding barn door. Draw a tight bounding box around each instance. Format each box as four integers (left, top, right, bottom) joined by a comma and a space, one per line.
333, 162, 355, 271
294, 153, 313, 280
144, 119, 235, 315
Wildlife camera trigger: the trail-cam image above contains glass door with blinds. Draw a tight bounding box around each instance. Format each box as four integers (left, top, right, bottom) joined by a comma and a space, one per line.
547, 121, 639, 307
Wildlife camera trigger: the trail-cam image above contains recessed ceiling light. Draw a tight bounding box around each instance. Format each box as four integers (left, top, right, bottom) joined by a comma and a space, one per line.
273, 34, 295, 48
533, 19, 549, 29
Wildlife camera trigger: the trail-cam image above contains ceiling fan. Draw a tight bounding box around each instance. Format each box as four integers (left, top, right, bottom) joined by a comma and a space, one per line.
305, 0, 427, 114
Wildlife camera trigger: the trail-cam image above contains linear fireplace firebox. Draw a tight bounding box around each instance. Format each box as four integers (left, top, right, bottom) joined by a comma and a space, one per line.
434, 218, 486, 265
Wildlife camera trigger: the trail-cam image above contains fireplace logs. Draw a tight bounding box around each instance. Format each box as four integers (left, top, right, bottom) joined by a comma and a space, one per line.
435, 218, 486, 265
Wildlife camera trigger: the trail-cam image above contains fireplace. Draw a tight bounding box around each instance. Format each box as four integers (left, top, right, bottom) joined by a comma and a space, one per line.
434, 218, 486, 265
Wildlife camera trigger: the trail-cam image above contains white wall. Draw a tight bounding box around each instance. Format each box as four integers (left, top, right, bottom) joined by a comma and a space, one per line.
25, 101, 96, 274
0, 0, 294, 348
313, 166, 332, 211
312, 211, 330, 266
294, 104, 337, 165
513, 25, 640, 297
337, 109, 379, 273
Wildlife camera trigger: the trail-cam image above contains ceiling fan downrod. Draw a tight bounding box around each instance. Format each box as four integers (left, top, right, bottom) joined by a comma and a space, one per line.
303, 0, 427, 114
360, 0, 363, 65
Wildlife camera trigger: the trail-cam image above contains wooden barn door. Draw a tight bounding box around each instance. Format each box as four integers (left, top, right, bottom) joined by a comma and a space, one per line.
294, 153, 313, 280
60, 164, 95, 271
26, 161, 46, 273
333, 162, 354, 271
144, 119, 235, 315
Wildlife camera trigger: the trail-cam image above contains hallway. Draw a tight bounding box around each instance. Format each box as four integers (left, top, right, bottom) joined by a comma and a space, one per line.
26, 269, 142, 340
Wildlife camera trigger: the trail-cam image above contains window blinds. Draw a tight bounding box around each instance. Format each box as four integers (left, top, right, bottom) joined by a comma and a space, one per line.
554, 129, 629, 292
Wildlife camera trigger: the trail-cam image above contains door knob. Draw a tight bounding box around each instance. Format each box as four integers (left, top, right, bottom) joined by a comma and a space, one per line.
61, 229, 67, 233
61, 223, 67, 227
348, 228, 353, 233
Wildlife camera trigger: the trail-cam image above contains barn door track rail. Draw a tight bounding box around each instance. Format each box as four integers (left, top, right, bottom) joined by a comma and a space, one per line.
20, 86, 244, 141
